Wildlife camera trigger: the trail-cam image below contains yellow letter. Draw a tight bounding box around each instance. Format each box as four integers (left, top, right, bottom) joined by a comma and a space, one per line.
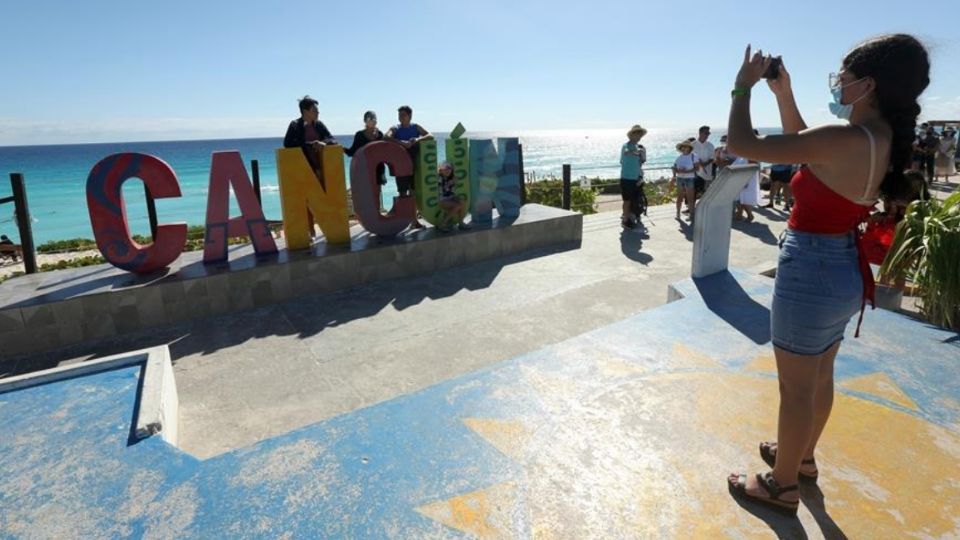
276, 146, 350, 249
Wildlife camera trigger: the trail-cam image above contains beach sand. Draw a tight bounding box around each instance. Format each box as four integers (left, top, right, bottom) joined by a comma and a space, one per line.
0, 249, 101, 280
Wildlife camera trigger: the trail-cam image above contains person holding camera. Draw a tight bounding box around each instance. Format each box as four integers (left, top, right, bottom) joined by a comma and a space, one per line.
725, 35, 930, 515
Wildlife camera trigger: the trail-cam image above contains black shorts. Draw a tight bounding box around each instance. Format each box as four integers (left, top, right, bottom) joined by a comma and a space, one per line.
695, 175, 707, 194
396, 175, 415, 194
770, 169, 793, 183
620, 179, 639, 201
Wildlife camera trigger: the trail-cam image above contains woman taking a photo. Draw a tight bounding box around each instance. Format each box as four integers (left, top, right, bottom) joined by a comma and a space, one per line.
725, 35, 930, 514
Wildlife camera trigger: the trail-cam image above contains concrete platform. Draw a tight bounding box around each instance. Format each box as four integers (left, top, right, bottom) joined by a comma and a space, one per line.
3, 205, 793, 460
2, 268, 958, 538
0, 204, 581, 358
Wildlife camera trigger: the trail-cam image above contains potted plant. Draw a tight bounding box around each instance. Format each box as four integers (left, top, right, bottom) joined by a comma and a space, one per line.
879, 191, 960, 330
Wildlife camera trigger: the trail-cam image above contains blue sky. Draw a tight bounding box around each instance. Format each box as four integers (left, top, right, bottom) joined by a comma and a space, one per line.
1, 0, 958, 145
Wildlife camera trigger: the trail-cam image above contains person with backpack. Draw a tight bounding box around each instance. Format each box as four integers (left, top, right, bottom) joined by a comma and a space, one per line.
619, 124, 648, 228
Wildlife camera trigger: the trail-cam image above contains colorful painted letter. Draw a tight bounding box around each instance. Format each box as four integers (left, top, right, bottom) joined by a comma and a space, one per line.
349, 141, 416, 236
86, 153, 188, 273
275, 146, 351, 250
446, 137, 471, 212
413, 140, 441, 226
203, 151, 278, 263
469, 138, 522, 224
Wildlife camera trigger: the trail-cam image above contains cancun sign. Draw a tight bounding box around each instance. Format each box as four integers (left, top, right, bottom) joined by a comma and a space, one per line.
85, 133, 521, 274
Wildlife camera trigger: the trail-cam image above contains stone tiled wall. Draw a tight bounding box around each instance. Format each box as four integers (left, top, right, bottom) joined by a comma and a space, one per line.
0, 205, 582, 358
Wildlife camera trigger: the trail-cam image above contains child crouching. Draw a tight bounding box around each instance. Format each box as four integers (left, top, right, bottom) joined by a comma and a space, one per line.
437, 161, 471, 232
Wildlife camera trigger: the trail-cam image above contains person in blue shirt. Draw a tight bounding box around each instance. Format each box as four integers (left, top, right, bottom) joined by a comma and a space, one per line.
386, 105, 433, 229
619, 125, 647, 228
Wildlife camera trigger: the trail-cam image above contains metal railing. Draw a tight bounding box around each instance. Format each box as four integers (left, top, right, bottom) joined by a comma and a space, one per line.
0, 173, 38, 273
524, 164, 676, 210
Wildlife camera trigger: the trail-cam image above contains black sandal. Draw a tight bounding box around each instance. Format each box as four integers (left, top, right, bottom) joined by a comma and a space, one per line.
728, 471, 799, 516
759, 441, 818, 481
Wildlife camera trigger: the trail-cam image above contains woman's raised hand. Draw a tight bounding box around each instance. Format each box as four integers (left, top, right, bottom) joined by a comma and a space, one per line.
735, 44, 773, 90
766, 61, 793, 97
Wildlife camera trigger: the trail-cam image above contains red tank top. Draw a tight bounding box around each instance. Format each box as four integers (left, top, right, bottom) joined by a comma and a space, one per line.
787, 166, 877, 337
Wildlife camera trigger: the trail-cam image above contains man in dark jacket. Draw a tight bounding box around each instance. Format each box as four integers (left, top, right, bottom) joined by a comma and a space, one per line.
283, 96, 339, 186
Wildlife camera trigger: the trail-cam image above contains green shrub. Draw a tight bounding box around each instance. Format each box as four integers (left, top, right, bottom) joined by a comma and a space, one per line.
37, 238, 97, 253
524, 180, 597, 214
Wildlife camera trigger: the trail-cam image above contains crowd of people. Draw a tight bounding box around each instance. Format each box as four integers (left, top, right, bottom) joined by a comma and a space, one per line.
283, 97, 469, 233
913, 122, 959, 182
617, 117, 944, 251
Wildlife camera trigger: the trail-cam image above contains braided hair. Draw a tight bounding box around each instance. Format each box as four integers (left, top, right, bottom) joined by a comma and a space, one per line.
843, 34, 930, 201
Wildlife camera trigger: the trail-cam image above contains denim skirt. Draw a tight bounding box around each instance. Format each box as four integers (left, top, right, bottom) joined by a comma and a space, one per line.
771, 229, 863, 355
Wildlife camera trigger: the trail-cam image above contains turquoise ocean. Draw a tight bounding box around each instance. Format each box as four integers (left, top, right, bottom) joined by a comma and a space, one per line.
0, 128, 752, 245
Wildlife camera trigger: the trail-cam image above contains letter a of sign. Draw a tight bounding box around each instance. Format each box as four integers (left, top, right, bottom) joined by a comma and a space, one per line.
86, 153, 188, 274
203, 151, 278, 263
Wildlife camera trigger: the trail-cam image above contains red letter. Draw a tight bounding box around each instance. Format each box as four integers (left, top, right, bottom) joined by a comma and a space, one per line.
203, 151, 278, 263
86, 153, 187, 273
349, 141, 416, 236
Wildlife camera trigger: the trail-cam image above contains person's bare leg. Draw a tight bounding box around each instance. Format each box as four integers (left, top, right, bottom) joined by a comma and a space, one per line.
730, 345, 820, 500
804, 342, 838, 460
622, 199, 631, 223
685, 187, 696, 221
764, 341, 838, 477
782, 184, 794, 210
675, 190, 683, 218
770, 346, 820, 488
766, 182, 780, 207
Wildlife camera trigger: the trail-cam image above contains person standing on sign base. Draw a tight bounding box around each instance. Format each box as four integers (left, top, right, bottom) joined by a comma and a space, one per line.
386, 105, 433, 230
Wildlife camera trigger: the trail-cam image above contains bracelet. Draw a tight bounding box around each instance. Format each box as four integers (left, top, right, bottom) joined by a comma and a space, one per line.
731, 88, 750, 98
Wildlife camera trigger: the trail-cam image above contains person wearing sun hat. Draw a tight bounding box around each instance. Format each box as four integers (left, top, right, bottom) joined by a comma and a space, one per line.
673, 139, 700, 221
619, 124, 648, 228
934, 127, 956, 181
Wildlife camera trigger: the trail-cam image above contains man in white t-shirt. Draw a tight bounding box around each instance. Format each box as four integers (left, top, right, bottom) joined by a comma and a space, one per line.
691, 125, 715, 198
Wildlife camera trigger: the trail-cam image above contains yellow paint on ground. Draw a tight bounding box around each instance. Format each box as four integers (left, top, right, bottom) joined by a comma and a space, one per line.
839, 372, 919, 411
415, 482, 517, 539
671, 343, 722, 370
744, 352, 777, 374
462, 418, 530, 461
594, 354, 648, 378
455, 369, 959, 537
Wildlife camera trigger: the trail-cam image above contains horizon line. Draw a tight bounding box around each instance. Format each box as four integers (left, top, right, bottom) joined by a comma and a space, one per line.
0, 126, 776, 150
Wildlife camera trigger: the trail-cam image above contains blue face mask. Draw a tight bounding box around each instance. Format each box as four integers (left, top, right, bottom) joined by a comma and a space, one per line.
829, 78, 868, 120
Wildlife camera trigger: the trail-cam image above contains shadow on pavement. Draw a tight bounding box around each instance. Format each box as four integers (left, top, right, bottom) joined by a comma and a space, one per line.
694, 270, 770, 345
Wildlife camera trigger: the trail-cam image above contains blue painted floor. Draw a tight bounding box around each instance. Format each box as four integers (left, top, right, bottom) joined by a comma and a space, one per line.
2, 269, 958, 538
